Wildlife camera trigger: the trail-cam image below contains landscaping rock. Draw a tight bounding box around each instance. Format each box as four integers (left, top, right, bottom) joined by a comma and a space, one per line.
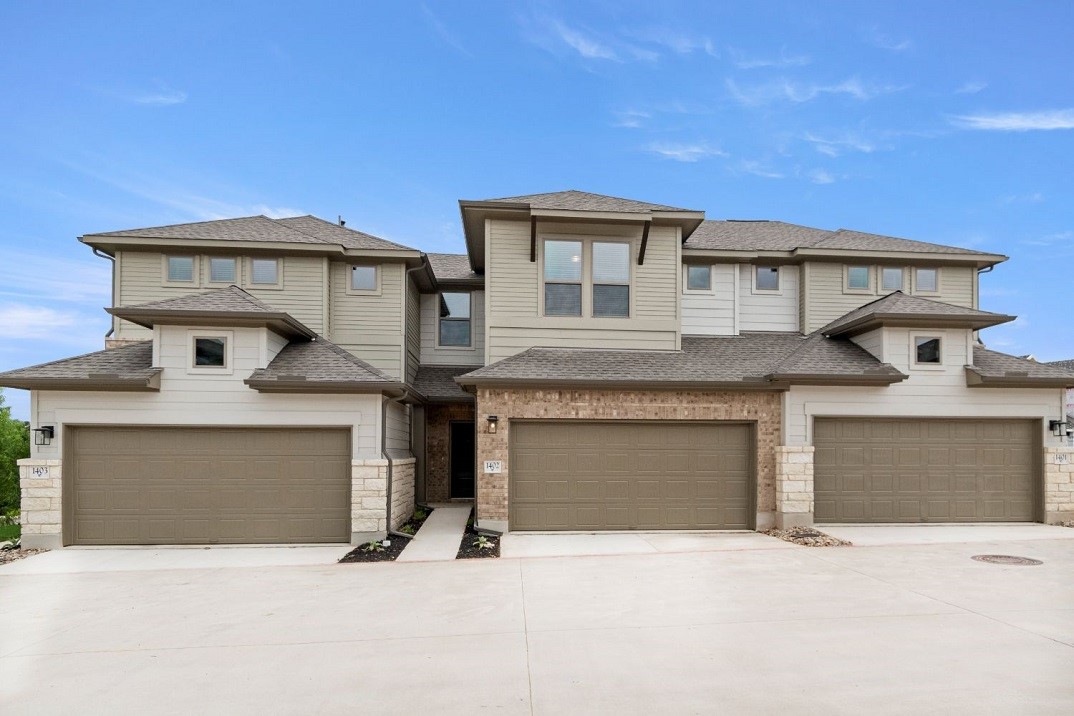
0, 547, 47, 565
763, 526, 852, 547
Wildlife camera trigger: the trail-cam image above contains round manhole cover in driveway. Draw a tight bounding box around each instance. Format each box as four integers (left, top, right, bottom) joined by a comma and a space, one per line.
971, 554, 1043, 566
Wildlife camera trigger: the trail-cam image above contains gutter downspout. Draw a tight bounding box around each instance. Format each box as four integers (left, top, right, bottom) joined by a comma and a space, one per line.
92, 247, 116, 338
382, 390, 414, 543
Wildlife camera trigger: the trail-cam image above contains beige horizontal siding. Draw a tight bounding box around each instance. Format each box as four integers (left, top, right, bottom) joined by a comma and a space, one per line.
681, 263, 736, 336
329, 261, 404, 378
486, 219, 679, 362
738, 264, 799, 332
420, 291, 485, 366
804, 262, 976, 333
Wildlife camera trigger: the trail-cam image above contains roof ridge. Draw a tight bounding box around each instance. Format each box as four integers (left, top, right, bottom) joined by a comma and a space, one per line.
274, 215, 416, 251
0, 341, 151, 377
84, 214, 271, 237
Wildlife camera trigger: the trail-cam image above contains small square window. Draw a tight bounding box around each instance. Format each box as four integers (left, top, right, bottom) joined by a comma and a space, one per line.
167, 256, 195, 282
209, 257, 236, 283
847, 266, 870, 290
755, 266, 780, 291
916, 268, 938, 292
915, 336, 942, 364
351, 265, 377, 291
251, 259, 279, 285
882, 267, 904, 291
687, 265, 712, 291
193, 337, 227, 367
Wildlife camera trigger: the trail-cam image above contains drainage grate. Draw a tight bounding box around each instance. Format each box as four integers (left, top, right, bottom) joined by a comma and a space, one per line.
971, 554, 1043, 566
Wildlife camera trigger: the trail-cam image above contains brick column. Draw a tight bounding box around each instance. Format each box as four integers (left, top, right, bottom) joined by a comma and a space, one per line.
18, 459, 63, 549
775, 446, 814, 529
1044, 447, 1074, 523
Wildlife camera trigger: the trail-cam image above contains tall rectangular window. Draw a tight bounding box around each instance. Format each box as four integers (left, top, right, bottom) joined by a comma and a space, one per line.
167, 256, 195, 282
251, 258, 279, 285
209, 257, 236, 283
592, 242, 630, 317
438, 292, 472, 346
543, 240, 583, 316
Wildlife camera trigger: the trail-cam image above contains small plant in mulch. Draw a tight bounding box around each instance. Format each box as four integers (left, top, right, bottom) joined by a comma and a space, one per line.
457, 510, 500, 559
339, 537, 411, 563
0, 536, 48, 566
763, 526, 852, 547
398, 506, 433, 536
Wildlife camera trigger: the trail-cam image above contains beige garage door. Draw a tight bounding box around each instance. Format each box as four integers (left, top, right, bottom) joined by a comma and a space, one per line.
814, 419, 1039, 523
64, 426, 351, 545
510, 421, 753, 531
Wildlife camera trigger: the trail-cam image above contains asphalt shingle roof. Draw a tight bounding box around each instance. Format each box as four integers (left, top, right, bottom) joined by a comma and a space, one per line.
427, 253, 482, 282
457, 333, 902, 387
1046, 358, 1074, 372
119, 285, 280, 313
0, 341, 159, 386
414, 365, 482, 401
480, 190, 695, 214
972, 348, 1074, 381
85, 214, 416, 251
685, 220, 994, 256
820, 292, 1013, 336
246, 337, 398, 386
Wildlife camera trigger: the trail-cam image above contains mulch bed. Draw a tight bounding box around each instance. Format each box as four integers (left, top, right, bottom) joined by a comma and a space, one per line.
1055, 521, 1074, 528
395, 505, 433, 537
339, 536, 411, 563
763, 526, 852, 547
0, 547, 48, 565
457, 511, 500, 559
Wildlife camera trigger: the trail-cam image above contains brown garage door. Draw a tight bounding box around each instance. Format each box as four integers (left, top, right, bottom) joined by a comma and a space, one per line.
64, 426, 351, 545
814, 419, 1039, 523
510, 421, 753, 531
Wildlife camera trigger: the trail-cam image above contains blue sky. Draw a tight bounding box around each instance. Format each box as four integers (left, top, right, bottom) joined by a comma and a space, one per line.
1, 1, 1072, 419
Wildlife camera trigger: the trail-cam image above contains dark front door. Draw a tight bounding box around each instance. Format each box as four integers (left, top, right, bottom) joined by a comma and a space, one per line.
450, 421, 476, 498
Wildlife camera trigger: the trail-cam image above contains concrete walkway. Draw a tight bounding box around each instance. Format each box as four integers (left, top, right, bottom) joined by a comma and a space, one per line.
395, 503, 472, 562
821, 523, 1074, 547
501, 531, 796, 558
0, 544, 352, 574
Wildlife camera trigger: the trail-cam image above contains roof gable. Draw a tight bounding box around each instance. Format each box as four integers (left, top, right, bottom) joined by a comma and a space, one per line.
480, 190, 695, 213
820, 292, 1015, 337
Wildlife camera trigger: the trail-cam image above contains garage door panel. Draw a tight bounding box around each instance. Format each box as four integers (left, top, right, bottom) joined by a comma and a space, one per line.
509, 421, 753, 531
66, 427, 351, 545
815, 419, 1036, 523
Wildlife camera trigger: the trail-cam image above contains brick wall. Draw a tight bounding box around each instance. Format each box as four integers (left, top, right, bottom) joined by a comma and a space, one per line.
424, 403, 475, 502
475, 388, 782, 530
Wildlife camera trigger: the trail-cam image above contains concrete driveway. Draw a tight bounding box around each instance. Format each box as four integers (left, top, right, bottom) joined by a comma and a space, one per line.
2, 532, 1073, 715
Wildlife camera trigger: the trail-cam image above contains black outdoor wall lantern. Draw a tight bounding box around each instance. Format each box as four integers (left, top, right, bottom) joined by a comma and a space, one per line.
1049, 419, 1070, 438
33, 426, 55, 446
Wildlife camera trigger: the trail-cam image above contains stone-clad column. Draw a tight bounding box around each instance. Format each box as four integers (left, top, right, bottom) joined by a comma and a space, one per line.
775, 446, 814, 529
1044, 447, 1074, 523
18, 459, 63, 549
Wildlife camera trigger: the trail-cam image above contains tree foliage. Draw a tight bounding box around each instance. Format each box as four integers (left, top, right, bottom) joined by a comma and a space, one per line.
0, 390, 30, 514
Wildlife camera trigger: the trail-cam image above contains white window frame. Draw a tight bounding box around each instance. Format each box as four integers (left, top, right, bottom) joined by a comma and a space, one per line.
246, 257, 283, 290
843, 264, 873, 294
752, 265, 782, 294
538, 237, 584, 318
163, 255, 199, 287
347, 264, 381, 296
910, 333, 944, 370
684, 264, 714, 294
187, 330, 234, 375
538, 235, 635, 319
881, 266, 905, 292
914, 267, 941, 295
436, 291, 474, 349
206, 256, 239, 285
590, 240, 632, 319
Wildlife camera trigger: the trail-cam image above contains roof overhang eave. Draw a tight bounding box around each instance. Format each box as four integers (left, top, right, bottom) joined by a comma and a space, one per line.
107, 308, 317, 340
824, 313, 1016, 338
244, 378, 412, 398
454, 377, 781, 391
964, 367, 1074, 389
0, 371, 162, 392
794, 247, 1009, 267
764, 371, 908, 387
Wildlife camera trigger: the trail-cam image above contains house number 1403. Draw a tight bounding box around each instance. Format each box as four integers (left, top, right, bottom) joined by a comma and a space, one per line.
31, 466, 50, 478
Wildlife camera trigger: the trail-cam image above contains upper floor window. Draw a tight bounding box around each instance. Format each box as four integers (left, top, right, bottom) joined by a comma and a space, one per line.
755, 266, 780, 292
351, 265, 377, 291
250, 258, 279, 285
686, 265, 712, 291
209, 257, 236, 283
544, 240, 583, 316
167, 256, 195, 283
846, 265, 871, 290
881, 267, 904, 291
915, 267, 939, 293
592, 242, 630, 317
193, 337, 227, 368
914, 336, 942, 365
438, 292, 472, 347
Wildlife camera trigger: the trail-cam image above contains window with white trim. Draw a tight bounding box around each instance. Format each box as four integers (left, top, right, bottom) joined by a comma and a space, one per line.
846, 265, 871, 290
167, 256, 195, 283
755, 266, 780, 291
438, 292, 472, 347
881, 266, 904, 291
250, 258, 279, 285
209, 257, 236, 283
591, 241, 630, 317
914, 336, 942, 364
351, 265, 377, 291
193, 337, 227, 368
686, 265, 712, 291
915, 267, 938, 293
543, 240, 583, 316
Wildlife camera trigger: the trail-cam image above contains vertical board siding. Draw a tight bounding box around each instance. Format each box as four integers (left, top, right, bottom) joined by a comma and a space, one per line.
738, 264, 800, 332
420, 291, 486, 366
485, 219, 678, 363
33, 325, 382, 460
804, 262, 976, 333
329, 261, 404, 378
681, 264, 737, 336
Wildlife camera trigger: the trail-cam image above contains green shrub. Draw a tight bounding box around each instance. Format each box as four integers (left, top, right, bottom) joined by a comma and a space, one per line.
0, 390, 30, 515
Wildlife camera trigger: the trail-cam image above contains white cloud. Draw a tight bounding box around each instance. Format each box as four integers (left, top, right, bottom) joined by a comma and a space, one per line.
613, 109, 651, 128
865, 27, 912, 52
646, 142, 726, 162
1022, 230, 1073, 247
1000, 192, 1044, 205
132, 88, 187, 106
630, 29, 718, 57
420, 3, 473, 57
726, 77, 905, 106
0, 252, 111, 303
803, 133, 878, 156
955, 81, 987, 95
728, 48, 810, 69
0, 303, 83, 340
809, 169, 835, 184
520, 14, 663, 63
951, 109, 1074, 131
552, 19, 619, 60
738, 160, 784, 179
